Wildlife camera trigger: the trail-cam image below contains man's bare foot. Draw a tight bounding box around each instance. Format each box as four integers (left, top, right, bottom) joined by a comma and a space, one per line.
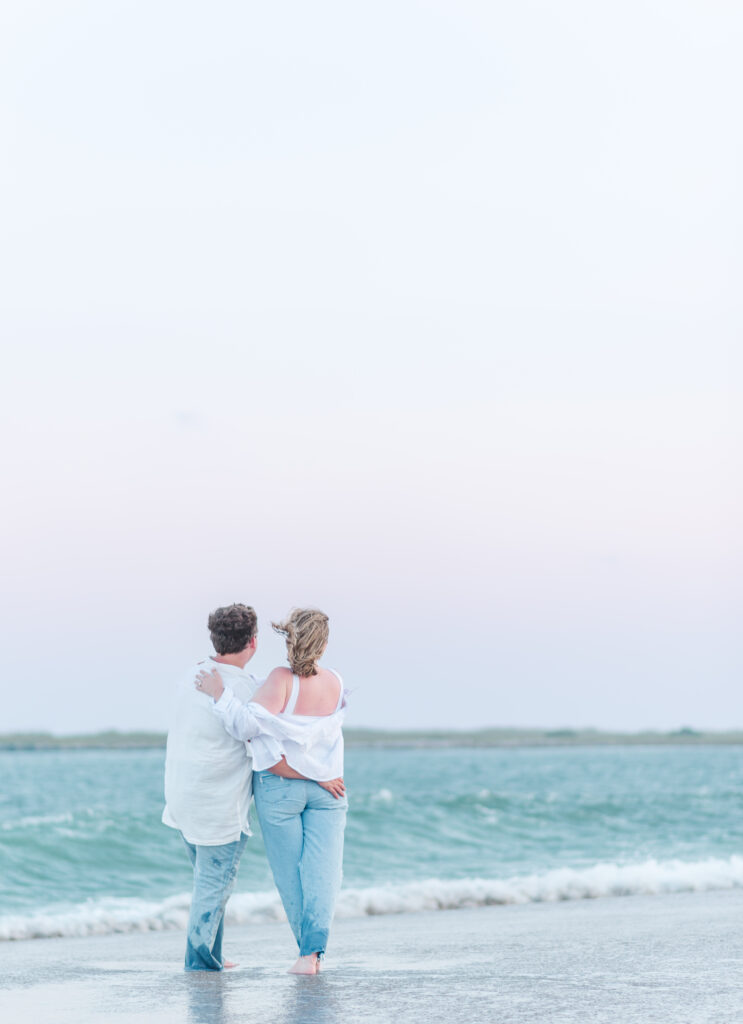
288, 954, 319, 975
223, 960, 238, 969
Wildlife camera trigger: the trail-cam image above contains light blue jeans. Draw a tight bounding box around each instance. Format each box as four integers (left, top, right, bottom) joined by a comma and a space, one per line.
253, 771, 347, 957
181, 832, 247, 971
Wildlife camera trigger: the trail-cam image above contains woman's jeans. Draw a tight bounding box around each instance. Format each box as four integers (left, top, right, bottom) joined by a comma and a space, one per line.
253, 771, 347, 957
181, 833, 247, 971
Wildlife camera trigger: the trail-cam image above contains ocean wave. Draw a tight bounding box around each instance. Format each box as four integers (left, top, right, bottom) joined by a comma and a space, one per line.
3, 855, 743, 941
0, 892, 280, 942
1, 813, 74, 831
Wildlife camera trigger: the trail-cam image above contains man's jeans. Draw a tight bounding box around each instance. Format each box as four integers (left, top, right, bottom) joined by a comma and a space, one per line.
253, 771, 347, 957
181, 833, 247, 971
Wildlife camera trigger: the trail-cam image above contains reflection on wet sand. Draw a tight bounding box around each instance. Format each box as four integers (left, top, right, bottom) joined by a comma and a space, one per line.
185, 971, 226, 1024
184, 969, 343, 1024
279, 976, 343, 1024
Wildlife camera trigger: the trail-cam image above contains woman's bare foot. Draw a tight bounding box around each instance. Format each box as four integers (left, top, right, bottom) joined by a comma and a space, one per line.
288, 954, 319, 975
223, 960, 238, 969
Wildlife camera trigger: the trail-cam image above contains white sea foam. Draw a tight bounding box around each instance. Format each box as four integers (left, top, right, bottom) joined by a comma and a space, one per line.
370, 788, 394, 804
3, 855, 743, 941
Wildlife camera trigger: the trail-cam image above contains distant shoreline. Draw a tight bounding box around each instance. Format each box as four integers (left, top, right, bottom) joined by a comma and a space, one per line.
1, 726, 742, 751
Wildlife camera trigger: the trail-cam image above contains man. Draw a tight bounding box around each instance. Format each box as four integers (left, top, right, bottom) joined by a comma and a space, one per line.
162, 603, 261, 971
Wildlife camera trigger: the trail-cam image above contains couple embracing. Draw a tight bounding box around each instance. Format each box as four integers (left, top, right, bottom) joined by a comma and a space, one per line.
162, 603, 348, 976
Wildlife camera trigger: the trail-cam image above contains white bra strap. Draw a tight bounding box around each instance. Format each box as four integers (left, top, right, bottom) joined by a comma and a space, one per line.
284, 674, 300, 715
328, 668, 344, 712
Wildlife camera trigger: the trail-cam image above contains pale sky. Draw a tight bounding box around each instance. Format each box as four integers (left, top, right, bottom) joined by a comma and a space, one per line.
1, 1, 740, 734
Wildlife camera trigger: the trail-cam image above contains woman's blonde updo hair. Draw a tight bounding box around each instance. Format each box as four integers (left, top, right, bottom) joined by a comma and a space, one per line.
272, 608, 329, 677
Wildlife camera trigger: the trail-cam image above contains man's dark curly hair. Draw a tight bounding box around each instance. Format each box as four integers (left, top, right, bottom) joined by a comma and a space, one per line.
208, 604, 258, 655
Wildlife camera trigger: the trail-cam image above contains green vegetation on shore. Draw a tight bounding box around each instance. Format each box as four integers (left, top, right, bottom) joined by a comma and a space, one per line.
1, 726, 742, 751
0, 731, 168, 751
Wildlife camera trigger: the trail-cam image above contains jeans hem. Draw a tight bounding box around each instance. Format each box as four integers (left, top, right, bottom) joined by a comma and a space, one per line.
299, 931, 329, 957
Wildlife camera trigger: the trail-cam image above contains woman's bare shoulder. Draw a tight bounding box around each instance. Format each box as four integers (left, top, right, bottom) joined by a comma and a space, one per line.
252, 667, 293, 712
264, 666, 294, 698
319, 666, 342, 684
267, 666, 293, 681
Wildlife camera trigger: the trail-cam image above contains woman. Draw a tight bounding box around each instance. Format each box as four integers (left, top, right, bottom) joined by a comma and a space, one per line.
195, 608, 348, 975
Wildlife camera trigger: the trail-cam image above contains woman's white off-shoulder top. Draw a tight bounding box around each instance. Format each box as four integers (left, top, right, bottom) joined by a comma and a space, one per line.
211, 670, 346, 781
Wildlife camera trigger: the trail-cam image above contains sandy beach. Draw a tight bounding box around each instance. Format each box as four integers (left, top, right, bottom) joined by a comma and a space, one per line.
2, 890, 742, 1024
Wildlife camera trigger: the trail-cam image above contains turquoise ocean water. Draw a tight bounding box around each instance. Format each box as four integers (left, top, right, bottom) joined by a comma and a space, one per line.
1, 746, 742, 939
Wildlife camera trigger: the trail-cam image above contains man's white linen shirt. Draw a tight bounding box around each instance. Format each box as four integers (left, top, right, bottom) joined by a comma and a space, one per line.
162, 658, 260, 846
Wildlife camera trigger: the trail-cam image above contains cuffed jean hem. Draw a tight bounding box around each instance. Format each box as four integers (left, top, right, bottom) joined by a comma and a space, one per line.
299, 928, 329, 957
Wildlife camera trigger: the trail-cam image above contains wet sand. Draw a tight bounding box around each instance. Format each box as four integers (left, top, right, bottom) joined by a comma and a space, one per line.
1, 889, 742, 1024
